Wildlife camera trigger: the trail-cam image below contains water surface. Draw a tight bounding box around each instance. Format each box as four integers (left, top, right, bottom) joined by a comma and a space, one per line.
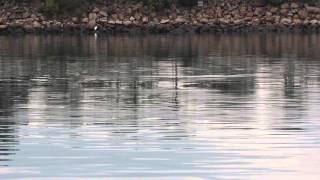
0, 34, 320, 179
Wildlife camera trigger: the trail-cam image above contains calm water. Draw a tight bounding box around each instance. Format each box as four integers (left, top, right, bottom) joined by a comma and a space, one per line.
0, 34, 320, 180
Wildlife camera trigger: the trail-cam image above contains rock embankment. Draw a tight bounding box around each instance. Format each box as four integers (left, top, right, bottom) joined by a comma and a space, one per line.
1, 1, 320, 34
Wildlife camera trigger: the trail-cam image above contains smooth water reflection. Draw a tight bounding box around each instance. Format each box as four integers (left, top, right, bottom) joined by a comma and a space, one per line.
0, 34, 320, 179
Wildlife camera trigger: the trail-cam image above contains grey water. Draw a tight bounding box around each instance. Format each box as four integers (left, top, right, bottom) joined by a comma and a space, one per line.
0, 34, 320, 180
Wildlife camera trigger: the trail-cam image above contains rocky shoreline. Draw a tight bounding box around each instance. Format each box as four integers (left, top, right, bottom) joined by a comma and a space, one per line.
2, 1, 320, 34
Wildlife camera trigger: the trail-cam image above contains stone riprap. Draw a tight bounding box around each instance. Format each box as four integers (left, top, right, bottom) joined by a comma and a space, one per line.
1, 1, 320, 34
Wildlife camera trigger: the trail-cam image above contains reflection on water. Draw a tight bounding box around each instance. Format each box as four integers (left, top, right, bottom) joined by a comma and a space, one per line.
0, 34, 320, 179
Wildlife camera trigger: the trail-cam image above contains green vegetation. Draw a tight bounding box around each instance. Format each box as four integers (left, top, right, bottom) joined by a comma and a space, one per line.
2, 0, 320, 16
140, 0, 197, 9
265, 0, 316, 5
264, 0, 285, 5
43, 0, 89, 16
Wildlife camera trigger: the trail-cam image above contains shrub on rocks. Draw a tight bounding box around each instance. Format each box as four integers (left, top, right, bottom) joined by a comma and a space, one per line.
139, 0, 197, 9
264, 0, 285, 5
177, 0, 198, 7
43, 0, 91, 16
263, 0, 319, 5
139, 0, 172, 9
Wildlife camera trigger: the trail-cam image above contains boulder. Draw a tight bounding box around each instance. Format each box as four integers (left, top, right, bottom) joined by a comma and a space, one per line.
81, 17, 89, 23
254, 7, 264, 16
303, 20, 310, 25
175, 16, 186, 23
310, 19, 319, 25
99, 11, 108, 17
99, 17, 108, 23
108, 20, 115, 24
233, 19, 243, 25
298, 10, 308, 19
270, 7, 278, 14
199, 18, 209, 23
126, 8, 132, 14
32, 21, 41, 28
142, 17, 149, 23
290, 3, 299, 9
30, 13, 37, 19
92, 7, 100, 13
134, 13, 142, 21
72, 17, 79, 23
160, 19, 170, 24
292, 18, 302, 25
274, 16, 281, 23
25, 24, 36, 32
306, 6, 320, 14
281, 3, 290, 9
280, 18, 292, 25
88, 20, 96, 29
22, 11, 30, 19
266, 11, 272, 17
89, 13, 97, 21
153, 18, 160, 24
0, 24, 8, 30
8, 13, 17, 20
111, 14, 118, 20
246, 12, 254, 17
25, 18, 33, 24
123, 21, 131, 26
280, 9, 289, 15
118, 14, 124, 20
129, 16, 135, 21
115, 20, 122, 25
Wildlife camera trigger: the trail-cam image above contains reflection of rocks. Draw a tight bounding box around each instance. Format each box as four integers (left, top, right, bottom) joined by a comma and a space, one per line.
183, 77, 255, 95
1, 1, 320, 34
80, 79, 106, 88
0, 81, 26, 164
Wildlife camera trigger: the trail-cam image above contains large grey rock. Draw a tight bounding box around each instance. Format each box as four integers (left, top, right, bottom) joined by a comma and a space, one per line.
306, 6, 320, 14
99, 17, 108, 23
281, 3, 290, 9
92, 7, 100, 13
310, 19, 319, 25
175, 16, 186, 23
199, 18, 209, 23
254, 7, 264, 16
142, 17, 149, 23
160, 19, 170, 24
107, 20, 115, 24
115, 20, 122, 25
0, 24, 8, 30
88, 20, 96, 29
298, 10, 308, 19
81, 17, 89, 23
32, 21, 41, 28
129, 16, 135, 21
280, 18, 292, 25
292, 18, 302, 25
24, 24, 33, 31
270, 7, 278, 14
30, 13, 37, 19
22, 11, 30, 19
291, 3, 299, 9
88, 13, 97, 21
72, 17, 79, 23
123, 20, 132, 26
99, 11, 108, 17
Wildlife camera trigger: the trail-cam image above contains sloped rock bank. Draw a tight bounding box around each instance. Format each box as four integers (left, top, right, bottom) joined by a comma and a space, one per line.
1, 1, 320, 34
